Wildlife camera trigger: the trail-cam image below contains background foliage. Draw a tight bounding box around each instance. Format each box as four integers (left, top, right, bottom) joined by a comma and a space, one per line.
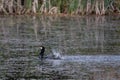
0, 0, 120, 15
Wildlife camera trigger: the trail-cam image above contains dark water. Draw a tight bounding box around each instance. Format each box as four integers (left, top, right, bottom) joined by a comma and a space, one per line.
0, 15, 120, 80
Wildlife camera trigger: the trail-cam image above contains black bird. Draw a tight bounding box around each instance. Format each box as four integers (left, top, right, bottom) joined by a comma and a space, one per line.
39, 46, 45, 60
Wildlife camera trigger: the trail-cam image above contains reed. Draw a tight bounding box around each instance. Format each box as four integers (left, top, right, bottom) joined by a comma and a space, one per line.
0, 0, 119, 15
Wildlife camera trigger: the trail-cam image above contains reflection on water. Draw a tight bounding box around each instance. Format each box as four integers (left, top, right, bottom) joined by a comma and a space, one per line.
0, 15, 120, 79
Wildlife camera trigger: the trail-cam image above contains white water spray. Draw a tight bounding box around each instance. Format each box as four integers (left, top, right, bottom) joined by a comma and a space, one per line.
52, 49, 63, 59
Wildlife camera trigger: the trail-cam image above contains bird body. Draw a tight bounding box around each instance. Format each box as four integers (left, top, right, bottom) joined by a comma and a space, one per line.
39, 46, 45, 60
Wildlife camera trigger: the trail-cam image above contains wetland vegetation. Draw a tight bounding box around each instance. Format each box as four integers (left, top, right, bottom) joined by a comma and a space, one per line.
0, 0, 120, 15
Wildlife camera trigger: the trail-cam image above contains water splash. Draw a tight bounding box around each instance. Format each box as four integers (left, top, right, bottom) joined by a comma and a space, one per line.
52, 49, 62, 59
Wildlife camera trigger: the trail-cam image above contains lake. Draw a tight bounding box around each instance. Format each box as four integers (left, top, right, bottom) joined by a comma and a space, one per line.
0, 15, 120, 80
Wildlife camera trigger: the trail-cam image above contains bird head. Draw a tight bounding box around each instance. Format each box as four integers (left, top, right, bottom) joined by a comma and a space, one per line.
40, 46, 43, 49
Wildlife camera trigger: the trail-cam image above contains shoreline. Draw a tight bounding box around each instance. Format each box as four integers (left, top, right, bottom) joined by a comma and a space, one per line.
0, 12, 120, 18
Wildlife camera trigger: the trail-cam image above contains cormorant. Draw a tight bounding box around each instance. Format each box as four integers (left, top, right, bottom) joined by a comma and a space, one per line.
39, 46, 45, 60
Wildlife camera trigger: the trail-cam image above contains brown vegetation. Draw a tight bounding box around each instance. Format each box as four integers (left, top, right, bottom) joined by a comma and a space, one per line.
0, 0, 120, 16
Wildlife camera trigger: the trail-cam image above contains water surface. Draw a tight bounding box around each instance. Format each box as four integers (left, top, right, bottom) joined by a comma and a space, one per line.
0, 15, 120, 80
